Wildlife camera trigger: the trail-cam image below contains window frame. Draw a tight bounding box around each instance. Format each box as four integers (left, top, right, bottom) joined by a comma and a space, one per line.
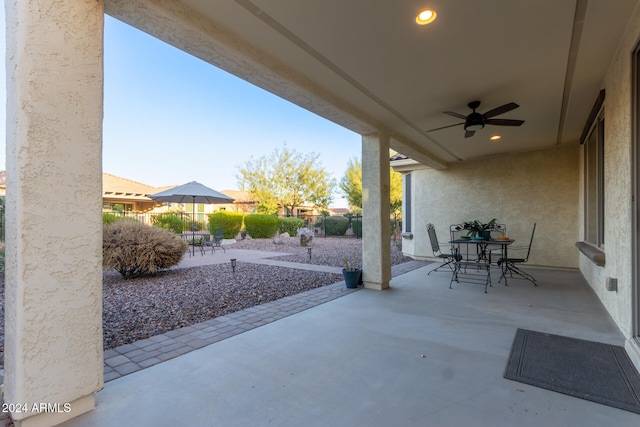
583, 103, 605, 248
404, 173, 412, 233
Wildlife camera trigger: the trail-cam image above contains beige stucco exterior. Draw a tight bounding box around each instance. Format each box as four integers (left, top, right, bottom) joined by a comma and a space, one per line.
395, 144, 580, 269
362, 133, 392, 290
5, 1, 640, 425
578, 1, 640, 348
394, 1, 640, 371
4, 1, 105, 425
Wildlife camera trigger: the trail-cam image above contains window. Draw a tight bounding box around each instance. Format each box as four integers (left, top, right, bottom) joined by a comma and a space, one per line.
404, 173, 412, 233
584, 107, 605, 247
102, 202, 132, 212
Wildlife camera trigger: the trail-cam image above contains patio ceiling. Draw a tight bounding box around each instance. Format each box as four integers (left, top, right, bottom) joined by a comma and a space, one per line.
105, 0, 638, 167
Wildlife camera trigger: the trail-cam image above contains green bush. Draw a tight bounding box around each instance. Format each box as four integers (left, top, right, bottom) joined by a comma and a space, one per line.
189, 219, 207, 232
103, 221, 188, 278
150, 212, 185, 234
103, 213, 121, 224
278, 217, 305, 235
351, 217, 362, 237
325, 216, 349, 236
208, 212, 244, 238
0, 242, 4, 274
244, 214, 279, 238
102, 213, 138, 224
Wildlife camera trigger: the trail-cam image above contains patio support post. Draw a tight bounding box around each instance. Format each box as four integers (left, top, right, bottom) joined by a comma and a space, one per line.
5, 1, 104, 426
361, 133, 392, 290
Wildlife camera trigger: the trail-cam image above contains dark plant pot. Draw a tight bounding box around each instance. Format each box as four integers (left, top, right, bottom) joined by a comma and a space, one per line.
480, 230, 491, 240
343, 269, 362, 289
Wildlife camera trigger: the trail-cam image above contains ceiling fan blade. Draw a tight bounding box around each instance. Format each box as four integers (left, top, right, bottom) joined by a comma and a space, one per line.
485, 118, 525, 126
443, 111, 467, 119
483, 102, 519, 118
426, 122, 464, 132
464, 130, 476, 138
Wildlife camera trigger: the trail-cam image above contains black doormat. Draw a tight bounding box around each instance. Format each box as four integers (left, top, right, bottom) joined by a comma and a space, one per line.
504, 328, 640, 414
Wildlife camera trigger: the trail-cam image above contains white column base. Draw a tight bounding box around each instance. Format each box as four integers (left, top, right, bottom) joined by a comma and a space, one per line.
363, 280, 390, 290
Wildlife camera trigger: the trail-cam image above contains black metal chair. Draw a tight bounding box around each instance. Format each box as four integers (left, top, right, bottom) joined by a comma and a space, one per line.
427, 223, 456, 275
485, 223, 507, 258
205, 228, 226, 253
498, 223, 537, 286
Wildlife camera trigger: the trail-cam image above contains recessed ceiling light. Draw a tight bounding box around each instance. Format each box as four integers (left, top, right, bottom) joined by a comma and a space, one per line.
416, 10, 437, 25
490, 135, 501, 141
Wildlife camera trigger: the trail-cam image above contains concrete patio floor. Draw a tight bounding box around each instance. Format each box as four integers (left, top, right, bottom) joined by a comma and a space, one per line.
61, 264, 640, 427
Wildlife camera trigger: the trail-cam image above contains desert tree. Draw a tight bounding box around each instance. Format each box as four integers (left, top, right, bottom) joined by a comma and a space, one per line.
237, 144, 336, 215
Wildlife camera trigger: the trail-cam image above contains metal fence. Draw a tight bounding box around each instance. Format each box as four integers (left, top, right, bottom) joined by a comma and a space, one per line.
0, 211, 402, 242
295, 214, 363, 238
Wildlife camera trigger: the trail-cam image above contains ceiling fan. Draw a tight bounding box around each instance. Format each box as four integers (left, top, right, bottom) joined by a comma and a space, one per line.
427, 101, 525, 138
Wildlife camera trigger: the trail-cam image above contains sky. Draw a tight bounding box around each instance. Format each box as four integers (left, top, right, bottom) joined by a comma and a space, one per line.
0, 12, 362, 208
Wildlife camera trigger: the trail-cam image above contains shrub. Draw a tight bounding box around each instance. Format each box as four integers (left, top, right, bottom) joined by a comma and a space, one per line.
103, 213, 120, 224
351, 217, 362, 238
278, 217, 305, 235
0, 242, 4, 274
244, 214, 279, 238
102, 213, 137, 224
208, 211, 244, 238
103, 221, 188, 279
325, 216, 349, 236
189, 219, 207, 232
150, 212, 185, 234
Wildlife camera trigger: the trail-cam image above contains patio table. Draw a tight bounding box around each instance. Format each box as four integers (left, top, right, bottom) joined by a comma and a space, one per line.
450, 238, 514, 292
180, 232, 211, 256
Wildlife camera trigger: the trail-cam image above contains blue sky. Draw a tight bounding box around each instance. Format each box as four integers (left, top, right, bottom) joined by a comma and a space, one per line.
0, 12, 361, 208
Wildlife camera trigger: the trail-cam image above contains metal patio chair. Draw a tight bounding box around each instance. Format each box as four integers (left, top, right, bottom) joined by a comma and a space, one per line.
497, 223, 537, 286
427, 223, 456, 275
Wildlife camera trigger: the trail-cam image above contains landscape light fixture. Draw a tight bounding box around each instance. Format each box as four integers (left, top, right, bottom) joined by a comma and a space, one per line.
230, 258, 237, 273
307, 246, 312, 260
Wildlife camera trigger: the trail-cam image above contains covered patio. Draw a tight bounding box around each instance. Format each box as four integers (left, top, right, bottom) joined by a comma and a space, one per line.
60, 264, 638, 426
6, 0, 640, 425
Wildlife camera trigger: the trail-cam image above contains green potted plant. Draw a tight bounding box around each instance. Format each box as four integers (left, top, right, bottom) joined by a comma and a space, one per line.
463, 218, 497, 240
342, 252, 362, 289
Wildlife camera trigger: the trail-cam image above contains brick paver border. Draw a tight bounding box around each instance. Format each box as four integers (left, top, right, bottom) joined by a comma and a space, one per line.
103, 260, 429, 382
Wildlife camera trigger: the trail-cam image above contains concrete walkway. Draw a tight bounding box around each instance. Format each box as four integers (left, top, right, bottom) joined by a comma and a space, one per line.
173, 247, 343, 274
103, 248, 427, 382
63, 265, 640, 427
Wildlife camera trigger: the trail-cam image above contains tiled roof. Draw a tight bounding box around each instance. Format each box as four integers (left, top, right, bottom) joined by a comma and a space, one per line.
220, 190, 255, 203
0, 171, 254, 204
102, 173, 161, 197
389, 153, 409, 161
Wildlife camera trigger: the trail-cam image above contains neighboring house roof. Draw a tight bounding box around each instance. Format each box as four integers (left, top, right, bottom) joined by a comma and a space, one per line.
102, 173, 161, 199
390, 153, 409, 161
220, 190, 255, 203
330, 207, 349, 215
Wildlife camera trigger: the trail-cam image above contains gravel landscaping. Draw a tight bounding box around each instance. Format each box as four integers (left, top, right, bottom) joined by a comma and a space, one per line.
0, 236, 412, 362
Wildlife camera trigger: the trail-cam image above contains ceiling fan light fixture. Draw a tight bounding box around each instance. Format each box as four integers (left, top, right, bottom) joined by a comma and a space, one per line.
416, 9, 436, 25
465, 123, 484, 132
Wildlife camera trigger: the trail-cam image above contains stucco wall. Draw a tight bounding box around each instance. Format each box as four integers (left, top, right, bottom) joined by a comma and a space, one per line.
578, 2, 640, 338
5, 0, 104, 424
400, 144, 580, 269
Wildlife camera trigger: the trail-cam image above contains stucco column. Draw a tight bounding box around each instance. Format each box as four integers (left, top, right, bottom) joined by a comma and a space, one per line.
362, 133, 391, 290
5, 1, 104, 426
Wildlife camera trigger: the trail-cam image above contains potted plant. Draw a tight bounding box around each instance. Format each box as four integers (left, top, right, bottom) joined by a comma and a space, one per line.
342, 252, 362, 289
463, 218, 497, 240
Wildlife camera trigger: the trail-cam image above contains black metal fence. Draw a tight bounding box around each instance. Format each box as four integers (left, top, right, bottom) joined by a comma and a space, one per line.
0, 211, 402, 242
0, 208, 4, 242
295, 214, 363, 238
